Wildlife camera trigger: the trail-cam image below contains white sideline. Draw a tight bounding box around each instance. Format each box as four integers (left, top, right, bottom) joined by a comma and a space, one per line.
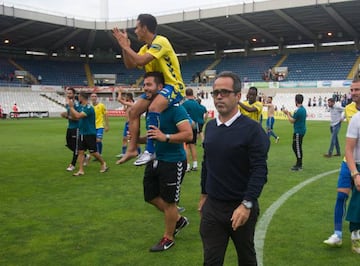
255, 169, 339, 266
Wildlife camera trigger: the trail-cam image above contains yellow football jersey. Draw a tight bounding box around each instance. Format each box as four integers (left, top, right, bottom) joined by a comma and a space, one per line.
342, 101, 358, 162
138, 35, 185, 96
93, 102, 107, 129
239, 101, 263, 122
344, 101, 358, 122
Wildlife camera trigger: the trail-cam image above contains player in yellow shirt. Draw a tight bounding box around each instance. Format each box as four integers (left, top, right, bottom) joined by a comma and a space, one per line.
112, 14, 185, 166
344, 101, 359, 121
238, 86, 263, 122
90, 93, 109, 156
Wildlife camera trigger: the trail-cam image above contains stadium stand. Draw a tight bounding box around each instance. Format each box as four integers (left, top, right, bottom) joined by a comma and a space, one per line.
89, 62, 144, 85
179, 57, 215, 84
0, 89, 64, 114
198, 91, 348, 122
1, 49, 358, 89
281, 51, 357, 81
14, 59, 86, 86
214, 54, 282, 82
0, 58, 20, 86
271, 92, 333, 111
0, 50, 355, 119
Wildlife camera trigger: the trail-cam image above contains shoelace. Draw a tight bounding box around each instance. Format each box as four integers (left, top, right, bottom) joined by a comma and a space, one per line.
160, 237, 170, 245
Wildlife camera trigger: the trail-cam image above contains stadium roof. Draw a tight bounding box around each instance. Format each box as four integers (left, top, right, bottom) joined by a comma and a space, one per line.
0, 0, 359, 59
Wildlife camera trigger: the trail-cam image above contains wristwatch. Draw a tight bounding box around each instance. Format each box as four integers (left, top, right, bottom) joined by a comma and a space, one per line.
165, 134, 171, 143
351, 171, 360, 178
241, 200, 253, 209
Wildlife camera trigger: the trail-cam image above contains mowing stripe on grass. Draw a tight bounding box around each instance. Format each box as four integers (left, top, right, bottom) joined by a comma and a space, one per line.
255, 169, 339, 266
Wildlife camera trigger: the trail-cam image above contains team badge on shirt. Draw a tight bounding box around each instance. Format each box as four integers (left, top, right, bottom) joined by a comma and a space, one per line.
150, 44, 162, 51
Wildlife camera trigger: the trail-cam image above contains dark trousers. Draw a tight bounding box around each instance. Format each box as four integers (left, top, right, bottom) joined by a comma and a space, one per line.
66, 128, 79, 166
292, 133, 304, 167
200, 197, 259, 266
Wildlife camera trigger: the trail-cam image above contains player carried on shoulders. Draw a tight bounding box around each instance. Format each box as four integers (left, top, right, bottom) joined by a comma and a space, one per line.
112, 13, 185, 166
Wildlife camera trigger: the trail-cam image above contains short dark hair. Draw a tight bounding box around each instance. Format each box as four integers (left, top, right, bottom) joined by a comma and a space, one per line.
185, 88, 194, 96
126, 92, 134, 101
249, 86, 258, 94
144, 71, 164, 86
67, 87, 76, 94
328, 97, 335, 103
215, 71, 242, 93
79, 91, 88, 100
137, 14, 157, 34
295, 94, 304, 104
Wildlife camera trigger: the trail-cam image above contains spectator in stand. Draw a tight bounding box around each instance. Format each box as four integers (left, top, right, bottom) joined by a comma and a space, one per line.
0, 104, 3, 119
324, 97, 328, 110
197, 72, 201, 83
347, 92, 352, 105
267, 67, 272, 80
318, 96, 322, 107
332, 92, 338, 102
341, 96, 348, 107
9, 73, 14, 82
324, 98, 344, 158
277, 72, 284, 81
12, 103, 18, 119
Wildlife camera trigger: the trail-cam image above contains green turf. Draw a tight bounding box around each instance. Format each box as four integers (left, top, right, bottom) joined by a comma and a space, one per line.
0, 117, 358, 265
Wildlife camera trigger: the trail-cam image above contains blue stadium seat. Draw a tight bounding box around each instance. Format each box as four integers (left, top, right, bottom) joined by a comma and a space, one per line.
214, 54, 282, 82
0, 58, 20, 85
281, 51, 356, 81
14, 59, 86, 86
180, 57, 214, 84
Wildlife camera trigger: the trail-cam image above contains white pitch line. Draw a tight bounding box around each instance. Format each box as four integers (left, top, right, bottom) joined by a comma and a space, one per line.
255, 169, 339, 266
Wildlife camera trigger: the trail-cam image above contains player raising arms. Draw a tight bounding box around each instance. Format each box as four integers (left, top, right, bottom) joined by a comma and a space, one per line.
112, 13, 185, 166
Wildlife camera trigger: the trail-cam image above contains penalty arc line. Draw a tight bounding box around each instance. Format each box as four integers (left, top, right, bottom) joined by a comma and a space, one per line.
255, 169, 339, 266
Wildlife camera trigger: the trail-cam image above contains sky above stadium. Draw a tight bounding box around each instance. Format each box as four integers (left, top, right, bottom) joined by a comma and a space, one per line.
2, 0, 266, 20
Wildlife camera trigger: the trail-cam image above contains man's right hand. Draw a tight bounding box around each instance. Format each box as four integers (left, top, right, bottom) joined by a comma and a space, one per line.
198, 194, 208, 216
112, 28, 130, 48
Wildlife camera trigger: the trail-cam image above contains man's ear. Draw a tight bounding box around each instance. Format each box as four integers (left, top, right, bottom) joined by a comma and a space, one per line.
236, 92, 241, 101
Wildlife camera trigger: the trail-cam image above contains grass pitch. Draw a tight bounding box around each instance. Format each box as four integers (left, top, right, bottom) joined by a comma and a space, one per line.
0, 117, 358, 265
